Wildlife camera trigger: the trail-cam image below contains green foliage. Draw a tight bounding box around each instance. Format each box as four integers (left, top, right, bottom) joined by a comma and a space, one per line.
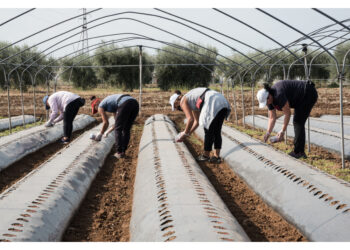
0, 41, 57, 90
327, 82, 339, 88
94, 44, 153, 91
155, 43, 217, 90
60, 56, 98, 89
332, 41, 350, 80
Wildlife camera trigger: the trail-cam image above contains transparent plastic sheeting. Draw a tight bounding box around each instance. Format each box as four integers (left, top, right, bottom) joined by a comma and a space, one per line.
275, 115, 350, 136
0, 115, 36, 131
320, 115, 350, 123
193, 124, 350, 241
0, 114, 95, 172
245, 115, 350, 159
0, 117, 115, 242
130, 114, 250, 242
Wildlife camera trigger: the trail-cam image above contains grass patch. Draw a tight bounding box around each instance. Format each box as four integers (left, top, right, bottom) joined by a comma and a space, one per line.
0, 120, 45, 137
225, 121, 350, 183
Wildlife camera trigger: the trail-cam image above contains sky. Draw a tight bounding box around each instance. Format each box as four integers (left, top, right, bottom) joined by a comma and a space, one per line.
1, 1, 350, 62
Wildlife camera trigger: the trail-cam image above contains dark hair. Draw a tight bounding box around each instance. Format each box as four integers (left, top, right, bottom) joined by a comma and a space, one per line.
90, 96, 96, 101
174, 90, 182, 95
263, 83, 273, 94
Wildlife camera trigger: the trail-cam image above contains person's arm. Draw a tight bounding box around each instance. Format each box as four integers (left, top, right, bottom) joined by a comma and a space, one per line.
264, 109, 277, 142
277, 101, 291, 140
104, 124, 115, 137
92, 107, 109, 141
46, 98, 58, 126
175, 97, 192, 142
53, 112, 64, 124
189, 110, 200, 135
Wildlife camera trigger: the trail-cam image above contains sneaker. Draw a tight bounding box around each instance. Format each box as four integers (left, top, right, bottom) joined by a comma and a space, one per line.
288, 151, 307, 159
114, 152, 125, 159
209, 156, 222, 164
197, 154, 210, 162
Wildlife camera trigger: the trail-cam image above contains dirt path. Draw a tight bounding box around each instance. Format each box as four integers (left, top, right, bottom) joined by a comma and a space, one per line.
62, 112, 147, 241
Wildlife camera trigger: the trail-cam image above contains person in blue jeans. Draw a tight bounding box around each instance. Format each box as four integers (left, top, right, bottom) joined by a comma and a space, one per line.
90, 94, 139, 159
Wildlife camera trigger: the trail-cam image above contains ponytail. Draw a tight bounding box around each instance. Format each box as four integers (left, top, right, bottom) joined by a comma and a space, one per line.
263, 83, 273, 94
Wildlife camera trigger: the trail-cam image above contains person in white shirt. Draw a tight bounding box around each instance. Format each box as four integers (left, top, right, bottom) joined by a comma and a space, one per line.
169, 87, 231, 164
43, 91, 85, 144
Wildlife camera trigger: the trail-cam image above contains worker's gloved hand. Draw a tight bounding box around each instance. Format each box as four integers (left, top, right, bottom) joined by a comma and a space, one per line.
276, 130, 285, 141
44, 121, 54, 127
103, 131, 110, 138
175, 131, 189, 143
95, 133, 103, 141
263, 131, 270, 142
90, 133, 103, 141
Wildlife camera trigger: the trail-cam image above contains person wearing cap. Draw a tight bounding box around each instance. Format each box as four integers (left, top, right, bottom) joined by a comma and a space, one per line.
90, 94, 139, 159
169, 87, 231, 164
256, 80, 318, 159
43, 91, 85, 144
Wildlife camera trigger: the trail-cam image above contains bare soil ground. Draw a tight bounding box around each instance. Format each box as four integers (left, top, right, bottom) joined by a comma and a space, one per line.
62, 110, 306, 242
1, 86, 349, 242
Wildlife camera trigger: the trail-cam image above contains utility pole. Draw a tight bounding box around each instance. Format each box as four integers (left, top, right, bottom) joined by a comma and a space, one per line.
81, 8, 89, 55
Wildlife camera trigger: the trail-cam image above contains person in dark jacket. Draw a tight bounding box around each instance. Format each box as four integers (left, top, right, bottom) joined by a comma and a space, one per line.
90, 94, 139, 159
256, 80, 318, 159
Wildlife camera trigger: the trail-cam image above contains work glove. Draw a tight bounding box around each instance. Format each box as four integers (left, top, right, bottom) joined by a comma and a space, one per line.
276, 130, 285, 141
103, 131, 110, 138
263, 131, 270, 142
90, 133, 103, 141
175, 131, 189, 143
44, 121, 54, 127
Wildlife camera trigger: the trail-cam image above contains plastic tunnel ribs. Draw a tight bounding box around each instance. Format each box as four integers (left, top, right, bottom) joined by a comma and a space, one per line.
130, 114, 250, 242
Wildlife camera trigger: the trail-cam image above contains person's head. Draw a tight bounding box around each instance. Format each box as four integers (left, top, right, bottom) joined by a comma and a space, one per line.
169, 93, 183, 111
174, 90, 182, 95
43, 95, 50, 110
257, 83, 273, 109
90, 96, 101, 115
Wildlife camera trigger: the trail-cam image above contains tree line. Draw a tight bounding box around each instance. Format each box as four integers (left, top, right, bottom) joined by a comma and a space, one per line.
1, 40, 350, 91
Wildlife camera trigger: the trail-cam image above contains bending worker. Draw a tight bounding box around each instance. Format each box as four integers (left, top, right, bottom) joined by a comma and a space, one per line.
256, 80, 318, 159
43, 91, 85, 144
90, 94, 139, 159
169, 87, 231, 164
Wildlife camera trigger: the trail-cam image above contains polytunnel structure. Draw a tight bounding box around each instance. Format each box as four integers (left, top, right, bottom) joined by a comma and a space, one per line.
0, 6, 350, 242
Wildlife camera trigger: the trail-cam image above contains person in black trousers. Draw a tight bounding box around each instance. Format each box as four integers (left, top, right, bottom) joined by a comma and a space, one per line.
90, 94, 139, 159
257, 80, 318, 159
43, 91, 85, 144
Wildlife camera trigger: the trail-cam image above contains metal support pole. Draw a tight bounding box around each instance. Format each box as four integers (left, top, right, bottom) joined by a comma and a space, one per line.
251, 78, 255, 128
231, 78, 238, 126
18, 72, 26, 127
339, 73, 345, 169
339, 49, 350, 169
2, 67, 12, 132
302, 44, 311, 153
139, 45, 143, 110
240, 77, 245, 127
